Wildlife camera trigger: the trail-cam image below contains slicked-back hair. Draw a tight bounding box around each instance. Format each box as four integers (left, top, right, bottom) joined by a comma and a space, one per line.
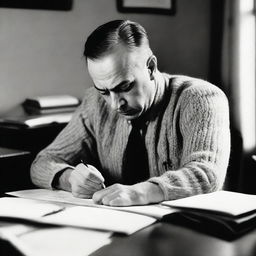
83, 20, 149, 61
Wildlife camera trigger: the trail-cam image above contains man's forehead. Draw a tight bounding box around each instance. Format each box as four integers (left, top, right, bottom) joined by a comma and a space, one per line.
88, 56, 130, 83
87, 52, 135, 87
88, 50, 133, 73
87, 45, 149, 74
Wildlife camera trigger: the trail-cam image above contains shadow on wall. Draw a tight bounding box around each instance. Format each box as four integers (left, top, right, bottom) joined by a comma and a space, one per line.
224, 127, 243, 192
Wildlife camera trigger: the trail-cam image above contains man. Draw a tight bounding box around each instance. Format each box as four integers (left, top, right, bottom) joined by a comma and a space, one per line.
31, 20, 230, 206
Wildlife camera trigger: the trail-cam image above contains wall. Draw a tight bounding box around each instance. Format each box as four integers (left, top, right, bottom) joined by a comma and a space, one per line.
0, 0, 211, 114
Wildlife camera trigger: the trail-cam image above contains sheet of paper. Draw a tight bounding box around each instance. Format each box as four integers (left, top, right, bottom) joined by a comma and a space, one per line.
7, 189, 96, 207
20, 227, 111, 256
118, 204, 178, 219
6, 190, 157, 234
162, 191, 256, 216
0, 224, 112, 256
0, 197, 63, 219
7, 189, 175, 219
43, 206, 156, 235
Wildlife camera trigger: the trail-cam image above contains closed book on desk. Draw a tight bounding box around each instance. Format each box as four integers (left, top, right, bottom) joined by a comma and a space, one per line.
162, 191, 256, 237
23, 95, 80, 109
23, 95, 80, 115
0, 106, 73, 128
24, 105, 78, 115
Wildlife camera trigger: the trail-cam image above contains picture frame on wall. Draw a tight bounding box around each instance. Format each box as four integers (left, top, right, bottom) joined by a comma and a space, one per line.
0, 0, 73, 11
117, 0, 176, 15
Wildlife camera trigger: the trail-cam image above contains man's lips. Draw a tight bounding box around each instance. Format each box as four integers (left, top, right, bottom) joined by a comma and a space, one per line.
117, 109, 137, 115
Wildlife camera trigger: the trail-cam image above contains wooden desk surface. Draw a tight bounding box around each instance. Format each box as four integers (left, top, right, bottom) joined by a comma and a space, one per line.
0, 221, 256, 255
91, 222, 256, 256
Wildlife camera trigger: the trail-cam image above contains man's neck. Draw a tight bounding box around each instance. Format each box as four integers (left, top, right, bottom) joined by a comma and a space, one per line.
152, 70, 166, 105
139, 71, 166, 123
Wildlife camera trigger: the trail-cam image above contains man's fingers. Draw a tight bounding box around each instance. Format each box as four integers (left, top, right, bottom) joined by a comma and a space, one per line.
76, 163, 105, 184
87, 164, 105, 183
92, 187, 112, 204
93, 189, 131, 206
72, 174, 102, 190
92, 184, 123, 204
101, 191, 125, 206
72, 184, 98, 198
72, 192, 91, 199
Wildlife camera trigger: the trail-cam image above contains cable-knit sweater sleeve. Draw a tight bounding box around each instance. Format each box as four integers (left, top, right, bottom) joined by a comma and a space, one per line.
30, 88, 98, 189
149, 83, 230, 200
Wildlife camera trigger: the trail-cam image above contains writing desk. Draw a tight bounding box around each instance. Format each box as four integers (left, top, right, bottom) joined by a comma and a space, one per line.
0, 123, 66, 156
0, 147, 34, 194
0, 122, 66, 194
0, 216, 256, 255
91, 222, 256, 256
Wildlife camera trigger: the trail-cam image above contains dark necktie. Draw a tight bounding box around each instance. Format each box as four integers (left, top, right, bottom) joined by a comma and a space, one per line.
122, 120, 149, 185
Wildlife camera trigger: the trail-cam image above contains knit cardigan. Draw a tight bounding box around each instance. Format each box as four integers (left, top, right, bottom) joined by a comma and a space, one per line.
30, 74, 230, 201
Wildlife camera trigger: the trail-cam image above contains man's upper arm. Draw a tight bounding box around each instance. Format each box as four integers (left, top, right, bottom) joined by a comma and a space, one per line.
149, 83, 230, 200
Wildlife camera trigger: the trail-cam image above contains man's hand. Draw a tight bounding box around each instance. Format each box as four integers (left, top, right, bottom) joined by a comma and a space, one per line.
92, 182, 164, 206
58, 163, 105, 198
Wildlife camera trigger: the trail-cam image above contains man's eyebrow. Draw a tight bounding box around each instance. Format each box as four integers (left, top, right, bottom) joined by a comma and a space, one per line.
94, 80, 131, 92
94, 84, 106, 92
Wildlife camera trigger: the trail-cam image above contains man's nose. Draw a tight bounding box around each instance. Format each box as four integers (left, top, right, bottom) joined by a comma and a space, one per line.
110, 93, 125, 110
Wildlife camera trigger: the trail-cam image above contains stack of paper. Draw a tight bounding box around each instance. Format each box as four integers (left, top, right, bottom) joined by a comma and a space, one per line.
23, 95, 80, 115
0, 224, 112, 256
162, 191, 256, 235
6, 189, 256, 237
0, 196, 156, 235
7, 189, 176, 219
0, 197, 63, 219
0, 105, 73, 128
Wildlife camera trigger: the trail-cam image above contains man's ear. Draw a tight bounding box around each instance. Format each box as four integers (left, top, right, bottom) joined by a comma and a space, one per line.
146, 55, 157, 80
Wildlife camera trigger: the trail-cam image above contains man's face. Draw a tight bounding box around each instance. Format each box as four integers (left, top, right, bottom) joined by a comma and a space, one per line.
87, 45, 156, 120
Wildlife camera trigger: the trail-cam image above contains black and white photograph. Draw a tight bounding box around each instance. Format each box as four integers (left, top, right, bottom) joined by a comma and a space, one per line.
0, 0, 255, 255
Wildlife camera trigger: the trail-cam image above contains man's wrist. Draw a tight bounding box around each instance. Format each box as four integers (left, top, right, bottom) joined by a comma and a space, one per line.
54, 168, 73, 191
134, 181, 164, 204
146, 181, 164, 203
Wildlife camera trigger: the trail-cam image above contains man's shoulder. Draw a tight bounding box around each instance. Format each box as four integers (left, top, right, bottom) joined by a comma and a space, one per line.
81, 86, 99, 101
167, 74, 226, 98
80, 87, 105, 108
74, 87, 109, 121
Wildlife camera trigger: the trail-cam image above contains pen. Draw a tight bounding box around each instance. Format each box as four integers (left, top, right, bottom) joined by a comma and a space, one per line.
80, 160, 106, 189
80, 159, 88, 167
42, 207, 66, 217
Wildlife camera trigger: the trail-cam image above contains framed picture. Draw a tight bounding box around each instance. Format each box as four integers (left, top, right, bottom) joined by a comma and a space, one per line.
0, 0, 73, 11
117, 0, 176, 15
